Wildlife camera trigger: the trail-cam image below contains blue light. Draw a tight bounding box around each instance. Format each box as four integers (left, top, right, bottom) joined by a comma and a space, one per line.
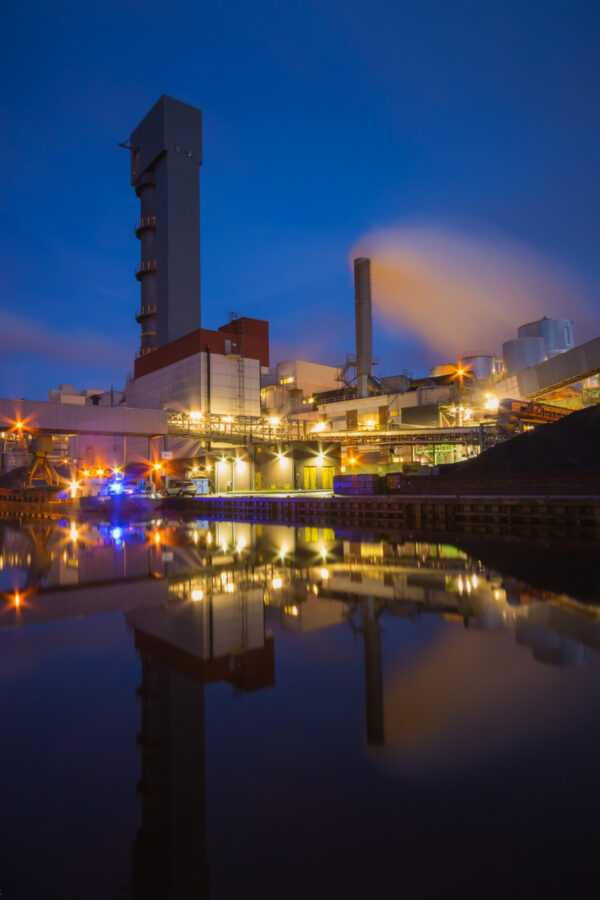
110, 526, 122, 541
109, 481, 123, 495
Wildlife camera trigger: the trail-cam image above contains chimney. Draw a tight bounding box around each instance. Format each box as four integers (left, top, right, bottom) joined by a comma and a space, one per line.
354, 257, 373, 398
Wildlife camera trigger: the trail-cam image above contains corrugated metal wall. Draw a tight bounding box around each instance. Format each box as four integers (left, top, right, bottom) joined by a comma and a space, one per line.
0, 398, 168, 436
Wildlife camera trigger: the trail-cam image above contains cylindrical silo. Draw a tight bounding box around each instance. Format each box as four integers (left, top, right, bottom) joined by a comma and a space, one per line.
517, 317, 574, 358
354, 257, 373, 398
502, 337, 547, 375
458, 352, 495, 381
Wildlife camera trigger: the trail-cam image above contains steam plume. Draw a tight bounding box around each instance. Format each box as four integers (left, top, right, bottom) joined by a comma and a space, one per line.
352, 226, 596, 359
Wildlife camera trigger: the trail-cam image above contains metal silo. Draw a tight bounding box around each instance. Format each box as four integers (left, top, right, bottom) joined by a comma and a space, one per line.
517, 317, 574, 358
458, 351, 495, 381
502, 337, 547, 375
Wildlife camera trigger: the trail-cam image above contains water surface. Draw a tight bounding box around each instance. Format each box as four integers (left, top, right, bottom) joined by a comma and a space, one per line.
1, 517, 599, 898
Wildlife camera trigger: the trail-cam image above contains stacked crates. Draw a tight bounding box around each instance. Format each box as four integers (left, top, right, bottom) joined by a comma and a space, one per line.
333, 474, 382, 495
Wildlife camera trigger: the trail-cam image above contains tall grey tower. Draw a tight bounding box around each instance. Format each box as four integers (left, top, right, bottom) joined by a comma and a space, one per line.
354, 257, 373, 398
130, 95, 203, 355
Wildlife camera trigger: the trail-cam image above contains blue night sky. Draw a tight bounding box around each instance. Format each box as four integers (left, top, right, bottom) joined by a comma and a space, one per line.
1, 0, 599, 399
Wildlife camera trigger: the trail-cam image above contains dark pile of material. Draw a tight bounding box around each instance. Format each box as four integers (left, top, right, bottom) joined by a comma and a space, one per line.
0, 467, 32, 489
454, 404, 600, 476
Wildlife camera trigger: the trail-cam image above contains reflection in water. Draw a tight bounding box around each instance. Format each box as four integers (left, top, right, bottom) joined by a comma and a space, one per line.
1, 517, 600, 895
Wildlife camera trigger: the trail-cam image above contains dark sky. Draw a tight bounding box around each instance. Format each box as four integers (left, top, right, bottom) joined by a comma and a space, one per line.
1, 0, 599, 399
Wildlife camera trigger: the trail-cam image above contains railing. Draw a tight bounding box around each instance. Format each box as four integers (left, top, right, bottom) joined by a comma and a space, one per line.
135, 260, 157, 278
136, 305, 157, 321
166, 412, 500, 447
134, 216, 157, 236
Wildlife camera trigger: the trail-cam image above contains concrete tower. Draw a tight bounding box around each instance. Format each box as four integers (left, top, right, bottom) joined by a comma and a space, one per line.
130, 95, 203, 355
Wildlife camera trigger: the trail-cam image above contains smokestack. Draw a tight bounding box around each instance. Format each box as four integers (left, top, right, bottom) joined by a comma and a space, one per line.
354, 257, 373, 398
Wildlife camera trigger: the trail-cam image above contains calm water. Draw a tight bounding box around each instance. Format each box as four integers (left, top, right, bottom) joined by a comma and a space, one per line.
1, 516, 600, 899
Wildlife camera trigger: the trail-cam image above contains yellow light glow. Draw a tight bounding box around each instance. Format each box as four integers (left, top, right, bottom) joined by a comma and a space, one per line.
311, 422, 326, 433
206, 531, 213, 544
222, 542, 228, 552
235, 457, 245, 469
153, 463, 161, 471
277, 453, 288, 464
472, 574, 478, 589
320, 568, 329, 579
236, 538, 246, 553
69, 480, 79, 498
15, 592, 21, 607
484, 394, 499, 411
316, 453, 324, 465
16, 422, 23, 430
291, 605, 299, 616
349, 457, 356, 465
83, 470, 90, 477
206, 464, 212, 472
268, 417, 280, 426
190, 411, 203, 421
320, 545, 327, 559
313, 584, 319, 595
191, 589, 203, 602
272, 577, 282, 589
458, 576, 464, 593
193, 530, 199, 544
218, 458, 227, 469
223, 416, 233, 423
97, 468, 104, 477
225, 582, 235, 593
192, 466, 199, 474
340, 466, 346, 473
466, 580, 472, 593
69, 523, 78, 541
366, 419, 376, 428
393, 456, 400, 463
279, 544, 288, 559
308, 397, 315, 404
457, 368, 464, 376
154, 532, 160, 545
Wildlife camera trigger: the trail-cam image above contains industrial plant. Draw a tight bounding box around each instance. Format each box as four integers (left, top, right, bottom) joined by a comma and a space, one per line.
2, 93, 600, 497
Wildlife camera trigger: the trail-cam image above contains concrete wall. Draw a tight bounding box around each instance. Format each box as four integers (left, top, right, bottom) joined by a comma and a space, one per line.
276, 360, 340, 395
125, 351, 261, 416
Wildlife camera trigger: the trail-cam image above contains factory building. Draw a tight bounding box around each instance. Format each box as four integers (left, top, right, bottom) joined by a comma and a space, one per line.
125, 316, 268, 416
124, 96, 267, 419
260, 359, 341, 418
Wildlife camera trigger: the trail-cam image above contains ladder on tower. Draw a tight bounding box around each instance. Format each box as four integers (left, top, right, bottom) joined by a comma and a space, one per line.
228, 311, 245, 416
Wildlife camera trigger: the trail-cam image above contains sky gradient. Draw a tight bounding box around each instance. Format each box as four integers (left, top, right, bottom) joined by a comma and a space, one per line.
2, 0, 599, 398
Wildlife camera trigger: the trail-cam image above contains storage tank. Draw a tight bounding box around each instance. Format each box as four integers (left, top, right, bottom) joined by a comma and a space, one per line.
517, 317, 574, 358
430, 364, 456, 377
502, 337, 547, 375
457, 351, 495, 381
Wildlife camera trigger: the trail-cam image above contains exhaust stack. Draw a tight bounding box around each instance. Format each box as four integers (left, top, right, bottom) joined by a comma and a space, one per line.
354, 257, 373, 398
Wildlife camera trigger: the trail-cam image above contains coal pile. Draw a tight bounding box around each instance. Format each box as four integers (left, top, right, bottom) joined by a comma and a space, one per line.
0, 467, 32, 489
454, 404, 600, 476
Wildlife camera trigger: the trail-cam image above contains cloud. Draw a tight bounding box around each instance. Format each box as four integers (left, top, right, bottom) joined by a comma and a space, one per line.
351, 225, 599, 361
0, 311, 131, 372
